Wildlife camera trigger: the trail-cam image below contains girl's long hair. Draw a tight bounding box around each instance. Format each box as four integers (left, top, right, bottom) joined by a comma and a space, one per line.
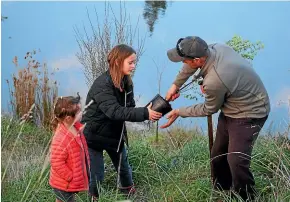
107, 44, 136, 90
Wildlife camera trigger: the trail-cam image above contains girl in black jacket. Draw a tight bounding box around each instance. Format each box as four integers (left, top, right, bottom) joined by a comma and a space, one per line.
82, 44, 162, 200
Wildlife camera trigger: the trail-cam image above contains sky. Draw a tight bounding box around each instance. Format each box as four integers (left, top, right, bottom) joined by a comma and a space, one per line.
1, 1, 290, 133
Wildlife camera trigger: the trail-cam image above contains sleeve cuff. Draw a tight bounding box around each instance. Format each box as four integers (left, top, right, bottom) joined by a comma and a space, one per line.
144, 108, 149, 120
178, 107, 189, 118
173, 81, 183, 88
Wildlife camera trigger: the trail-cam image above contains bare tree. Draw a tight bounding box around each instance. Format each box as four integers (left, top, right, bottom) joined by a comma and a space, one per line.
75, 2, 146, 87
152, 59, 167, 142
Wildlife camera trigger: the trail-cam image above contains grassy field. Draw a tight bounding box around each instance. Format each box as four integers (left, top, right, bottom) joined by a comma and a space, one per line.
1, 117, 290, 202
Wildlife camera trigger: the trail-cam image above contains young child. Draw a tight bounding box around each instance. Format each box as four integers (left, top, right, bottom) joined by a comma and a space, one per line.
49, 95, 90, 202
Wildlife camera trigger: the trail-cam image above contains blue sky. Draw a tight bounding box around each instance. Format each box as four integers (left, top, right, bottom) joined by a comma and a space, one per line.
1, 1, 290, 133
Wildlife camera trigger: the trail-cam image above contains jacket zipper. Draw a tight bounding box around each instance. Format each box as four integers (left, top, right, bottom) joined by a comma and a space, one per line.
117, 90, 126, 153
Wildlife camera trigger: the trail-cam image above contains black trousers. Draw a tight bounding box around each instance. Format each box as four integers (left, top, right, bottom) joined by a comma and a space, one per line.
211, 113, 267, 201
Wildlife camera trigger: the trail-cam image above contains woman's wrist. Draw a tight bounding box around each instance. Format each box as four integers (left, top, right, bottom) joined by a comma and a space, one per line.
144, 107, 149, 120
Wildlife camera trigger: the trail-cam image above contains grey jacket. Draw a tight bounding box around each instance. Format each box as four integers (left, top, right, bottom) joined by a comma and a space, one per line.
174, 43, 270, 119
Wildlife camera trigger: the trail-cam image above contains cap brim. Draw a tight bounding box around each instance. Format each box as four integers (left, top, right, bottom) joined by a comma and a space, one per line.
167, 48, 184, 62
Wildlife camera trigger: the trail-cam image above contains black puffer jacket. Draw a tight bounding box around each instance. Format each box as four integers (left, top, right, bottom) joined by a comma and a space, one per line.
81, 71, 149, 152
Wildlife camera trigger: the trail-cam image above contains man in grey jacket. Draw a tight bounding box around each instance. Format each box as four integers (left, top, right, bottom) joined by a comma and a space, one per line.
161, 36, 270, 201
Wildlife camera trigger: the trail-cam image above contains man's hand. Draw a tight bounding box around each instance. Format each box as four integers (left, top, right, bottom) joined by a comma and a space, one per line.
160, 109, 179, 128
147, 103, 162, 121
165, 84, 180, 101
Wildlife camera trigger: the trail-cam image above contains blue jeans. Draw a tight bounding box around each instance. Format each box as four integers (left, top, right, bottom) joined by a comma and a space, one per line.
88, 146, 133, 197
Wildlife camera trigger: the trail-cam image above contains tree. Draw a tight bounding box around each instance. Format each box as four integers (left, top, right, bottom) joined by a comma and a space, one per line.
1, 15, 8, 22
226, 34, 264, 61
152, 59, 167, 142
143, 1, 168, 36
75, 2, 146, 87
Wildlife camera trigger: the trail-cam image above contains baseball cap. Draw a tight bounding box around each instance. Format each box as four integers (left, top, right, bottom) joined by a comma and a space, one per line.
167, 36, 208, 62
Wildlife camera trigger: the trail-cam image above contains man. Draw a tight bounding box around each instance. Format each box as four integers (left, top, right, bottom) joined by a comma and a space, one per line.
161, 36, 270, 201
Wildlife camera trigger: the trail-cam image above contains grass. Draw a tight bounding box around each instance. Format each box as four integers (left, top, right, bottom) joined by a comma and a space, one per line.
1, 117, 290, 202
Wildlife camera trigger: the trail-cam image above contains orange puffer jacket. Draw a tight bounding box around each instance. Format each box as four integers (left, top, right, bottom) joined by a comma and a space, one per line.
49, 122, 90, 192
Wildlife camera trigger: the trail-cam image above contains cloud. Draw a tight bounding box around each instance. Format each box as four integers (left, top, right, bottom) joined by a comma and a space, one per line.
50, 55, 81, 71
63, 75, 88, 107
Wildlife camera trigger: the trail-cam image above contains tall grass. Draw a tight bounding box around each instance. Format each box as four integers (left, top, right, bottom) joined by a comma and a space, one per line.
6, 50, 58, 127
1, 116, 289, 202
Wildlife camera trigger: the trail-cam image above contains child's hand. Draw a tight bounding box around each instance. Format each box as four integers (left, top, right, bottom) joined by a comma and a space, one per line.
147, 103, 162, 121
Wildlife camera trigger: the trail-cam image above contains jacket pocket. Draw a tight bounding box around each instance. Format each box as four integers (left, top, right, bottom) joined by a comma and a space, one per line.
89, 121, 108, 137
66, 181, 70, 190
96, 121, 108, 135
236, 118, 254, 126
65, 173, 73, 190
89, 122, 102, 133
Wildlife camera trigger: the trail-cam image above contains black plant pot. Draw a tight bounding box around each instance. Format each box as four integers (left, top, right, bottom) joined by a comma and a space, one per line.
145, 94, 172, 116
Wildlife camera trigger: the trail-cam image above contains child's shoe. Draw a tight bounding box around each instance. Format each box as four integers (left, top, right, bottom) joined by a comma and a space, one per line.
90, 194, 98, 202
119, 184, 136, 196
